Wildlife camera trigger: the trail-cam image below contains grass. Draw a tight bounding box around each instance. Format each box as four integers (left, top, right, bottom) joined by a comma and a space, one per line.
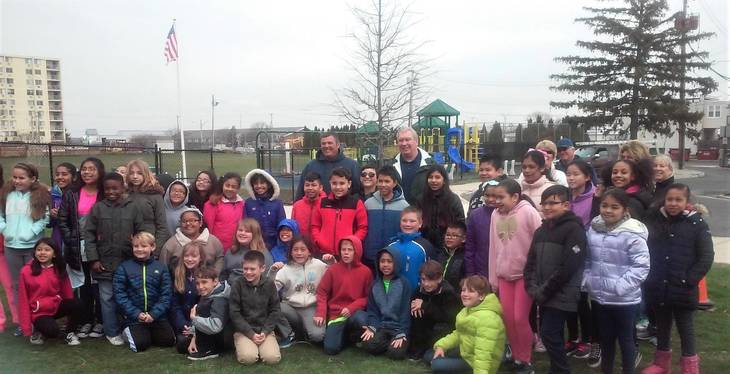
0, 264, 728, 373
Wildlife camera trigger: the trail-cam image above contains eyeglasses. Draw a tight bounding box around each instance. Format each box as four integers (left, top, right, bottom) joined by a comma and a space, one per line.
445, 233, 464, 239
181, 219, 200, 225
361, 172, 376, 178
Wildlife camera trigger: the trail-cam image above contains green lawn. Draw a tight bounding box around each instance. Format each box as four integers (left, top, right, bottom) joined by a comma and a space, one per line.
0, 264, 728, 373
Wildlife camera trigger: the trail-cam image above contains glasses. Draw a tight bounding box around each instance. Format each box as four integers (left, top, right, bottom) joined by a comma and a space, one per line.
361, 172, 376, 178
181, 219, 200, 225
445, 233, 464, 239
540, 200, 567, 206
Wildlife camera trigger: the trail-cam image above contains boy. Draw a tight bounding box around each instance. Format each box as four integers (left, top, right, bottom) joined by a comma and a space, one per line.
434, 222, 467, 291
464, 176, 505, 278
229, 250, 282, 365
85, 172, 149, 346
360, 247, 411, 360
385, 207, 435, 295
523, 185, 587, 374
363, 165, 409, 270
407, 260, 460, 360
291, 172, 325, 239
467, 154, 504, 215
311, 167, 368, 257
113, 232, 175, 352
186, 267, 231, 361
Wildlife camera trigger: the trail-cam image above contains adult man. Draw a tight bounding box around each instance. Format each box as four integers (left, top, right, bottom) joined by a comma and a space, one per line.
391, 127, 434, 204
555, 138, 578, 173
296, 133, 361, 200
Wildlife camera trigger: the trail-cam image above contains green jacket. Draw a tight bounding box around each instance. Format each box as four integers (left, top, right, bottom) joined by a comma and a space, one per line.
434, 293, 505, 374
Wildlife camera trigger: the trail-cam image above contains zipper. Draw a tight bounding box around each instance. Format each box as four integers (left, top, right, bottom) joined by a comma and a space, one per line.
332, 207, 341, 253
142, 263, 148, 311
443, 253, 453, 278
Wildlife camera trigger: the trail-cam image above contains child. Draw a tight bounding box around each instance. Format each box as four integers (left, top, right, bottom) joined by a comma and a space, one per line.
359, 165, 378, 201
407, 260, 460, 360
519, 149, 557, 213
643, 184, 713, 374
50, 162, 78, 250
291, 171, 325, 239
583, 188, 650, 374
230, 250, 282, 365
85, 172, 148, 345
600, 158, 654, 221
115, 165, 128, 178
311, 167, 368, 257
434, 222, 466, 291
416, 164, 465, 249
363, 165, 409, 269
385, 207, 436, 295
464, 177, 504, 278
275, 236, 328, 343
467, 154, 504, 215
488, 179, 542, 373
114, 232, 175, 352
18, 238, 82, 345
566, 159, 597, 228
243, 169, 286, 249
221, 218, 273, 284
0, 165, 17, 333
430, 275, 506, 374
270, 219, 300, 267
523, 185, 587, 374
170, 241, 206, 353
164, 180, 190, 234
126, 159, 169, 252
186, 266, 231, 361
360, 247, 411, 360
315, 236, 373, 355
204, 172, 244, 251
188, 170, 217, 213
159, 207, 225, 273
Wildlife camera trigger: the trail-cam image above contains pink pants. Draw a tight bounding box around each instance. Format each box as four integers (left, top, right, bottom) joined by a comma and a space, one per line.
0, 239, 19, 331
498, 278, 533, 363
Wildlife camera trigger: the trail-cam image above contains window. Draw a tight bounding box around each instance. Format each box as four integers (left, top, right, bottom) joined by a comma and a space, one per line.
35, 80, 41, 85
7, 89, 14, 96
9, 110, 15, 116
25, 58, 32, 64
27, 90, 34, 96
36, 90, 43, 96
26, 79, 33, 85
5, 68, 12, 73
28, 100, 34, 107
708, 105, 721, 118
34, 69, 41, 75
36, 100, 43, 106
25, 69, 33, 75
6, 78, 12, 84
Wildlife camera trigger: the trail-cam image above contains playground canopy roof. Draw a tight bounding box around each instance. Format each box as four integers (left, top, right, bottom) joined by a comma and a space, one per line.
417, 99, 460, 117
413, 116, 449, 132
357, 121, 380, 134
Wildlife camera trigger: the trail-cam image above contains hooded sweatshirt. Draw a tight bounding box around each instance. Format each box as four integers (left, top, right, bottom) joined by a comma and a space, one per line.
203, 193, 244, 251
0, 190, 50, 249
243, 169, 286, 249
569, 183, 596, 229
315, 235, 373, 321
365, 247, 411, 338
291, 190, 326, 239
159, 227, 225, 274
465, 205, 495, 278
488, 199, 542, 290
192, 280, 231, 336
270, 219, 300, 263
520, 175, 556, 215
275, 256, 328, 308
163, 180, 190, 234
385, 231, 435, 295
295, 148, 361, 200
363, 186, 410, 264
311, 192, 368, 256
17, 264, 73, 336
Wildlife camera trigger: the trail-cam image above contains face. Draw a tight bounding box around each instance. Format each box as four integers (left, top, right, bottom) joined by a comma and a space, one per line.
484, 185, 499, 207
494, 186, 519, 214
377, 175, 396, 198
478, 163, 501, 181
664, 188, 688, 216
398, 131, 418, 158
320, 135, 339, 159
183, 249, 202, 269
461, 286, 483, 308
538, 148, 555, 164
558, 147, 575, 162
339, 240, 355, 264
12, 168, 35, 192
35, 242, 55, 265
242, 260, 264, 283
103, 179, 124, 202
420, 275, 441, 293
54, 166, 74, 189
611, 161, 634, 188
360, 168, 377, 188
115, 165, 127, 176
566, 164, 590, 192
400, 212, 422, 233
169, 183, 187, 205
427, 171, 445, 191
330, 175, 351, 198
541, 195, 570, 220
521, 157, 543, 183
196, 277, 219, 297
303, 180, 323, 200
654, 161, 671, 182
278, 227, 293, 243
180, 212, 202, 237
290, 241, 311, 265
132, 240, 155, 260
195, 173, 212, 192
222, 178, 240, 200
600, 195, 627, 225
444, 228, 466, 249
378, 252, 394, 277
621, 150, 634, 161
80, 161, 100, 186
252, 179, 269, 196
127, 165, 144, 187
236, 225, 253, 245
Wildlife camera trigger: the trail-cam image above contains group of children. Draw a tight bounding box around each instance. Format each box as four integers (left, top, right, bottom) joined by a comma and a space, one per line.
0, 140, 715, 373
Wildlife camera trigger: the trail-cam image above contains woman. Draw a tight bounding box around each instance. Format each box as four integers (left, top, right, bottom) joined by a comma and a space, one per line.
620, 140, 652, 162
534, 140, 567, 186
651, 154, 675, 208
159, 207, 224, 273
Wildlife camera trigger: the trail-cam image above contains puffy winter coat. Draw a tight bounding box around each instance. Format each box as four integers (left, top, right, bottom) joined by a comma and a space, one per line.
270, 219, 300, 263
583, 216, 650, 305
433, 245, 466, 293
275, 257, 328, 308
0, 189, 50, 249
291, 191, 326, 239
645, 208, 714, 309
363, 187, 409, 265
386, 231, 436, 295
624, 185, 653, 222
57, 189, 91, 270
203, 194, 244, 251
128, 188, 170, 251
465, 205, 494, 278
163, 180, 190, 234
169, 269, 198, 333
435, 293, 506, 374
295, 148, 361, 200
17, 264, 73, 336
311, 193, 368, 256
365, 247, 411, 337
113, 257, 172, 324
243, 169, 286, 249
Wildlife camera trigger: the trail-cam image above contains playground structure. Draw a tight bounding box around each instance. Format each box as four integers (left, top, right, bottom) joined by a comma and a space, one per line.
414, 99, 478, 173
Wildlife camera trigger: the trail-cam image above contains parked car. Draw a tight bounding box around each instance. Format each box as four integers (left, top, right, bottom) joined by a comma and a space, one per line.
575, 142, 621, 176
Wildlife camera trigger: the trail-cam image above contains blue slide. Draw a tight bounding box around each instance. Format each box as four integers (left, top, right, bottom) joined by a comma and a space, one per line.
445, 127, 474, 172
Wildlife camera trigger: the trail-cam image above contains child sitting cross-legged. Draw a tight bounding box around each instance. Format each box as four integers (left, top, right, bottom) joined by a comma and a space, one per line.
185, 266, 231, 361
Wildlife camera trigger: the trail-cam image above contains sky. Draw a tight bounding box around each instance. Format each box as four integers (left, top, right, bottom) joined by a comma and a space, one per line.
1, 0, 727, 136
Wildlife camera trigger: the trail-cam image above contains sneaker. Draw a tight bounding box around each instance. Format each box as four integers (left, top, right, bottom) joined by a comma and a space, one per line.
13, 326, 23, 337
187, 350, 219, 361
65, 332, 81, 346
648, 336, 657, 346
76, 323, 92, 338
565, 340, 579, 356
634, 351, 643, 368
635, 317, 649, 332
588, 343, 601, 368
30, 332, 44, 345
637, 329, 655, 340
533, 335, 546, 353
502, 343, 513, 364
278, 333, 295, 349
89, 323, 104, 338
515, 361, 536, 374
573, 342, 591, 359
106, 335, 125, 346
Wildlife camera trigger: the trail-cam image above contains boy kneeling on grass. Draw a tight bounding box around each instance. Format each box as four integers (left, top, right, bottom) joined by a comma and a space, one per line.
185, 266, 230, 361
229, 250, 282, 365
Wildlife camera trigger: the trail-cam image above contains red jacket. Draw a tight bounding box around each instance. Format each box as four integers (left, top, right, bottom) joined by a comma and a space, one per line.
203, 196, 245, 251
18, 263, 74, 336
311, 193, 368, 256
291, 191, 326, 239
315, 235, 373, 321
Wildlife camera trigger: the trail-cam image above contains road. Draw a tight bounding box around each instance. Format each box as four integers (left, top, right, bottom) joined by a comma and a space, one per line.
678, 161, 730, 237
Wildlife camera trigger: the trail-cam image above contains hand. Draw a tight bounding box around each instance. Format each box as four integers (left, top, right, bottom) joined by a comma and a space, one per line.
433, 347, 445, 359
410, 299, 423, 318
272, 262, 284, 270
187, 336, 198, 354
252, 333, 266, 345
361, 327, 374, 342
190, 305, 197, 319
138, 312, 147, 322
322, 254, 335, 264
145, 314, 155, 323
390, 337, 406, 349
340, 308, 351, 318
91, 261, 106, 273
182, 325, 193, 336
313, 316, 324, 327
50, 208, 59, 219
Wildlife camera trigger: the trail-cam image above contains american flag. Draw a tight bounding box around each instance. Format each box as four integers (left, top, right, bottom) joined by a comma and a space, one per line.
164, 24, 178, 64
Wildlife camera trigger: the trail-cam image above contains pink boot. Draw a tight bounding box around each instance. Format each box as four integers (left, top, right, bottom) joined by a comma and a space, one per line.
680, 355, 699, 374
642, 350, 672, 374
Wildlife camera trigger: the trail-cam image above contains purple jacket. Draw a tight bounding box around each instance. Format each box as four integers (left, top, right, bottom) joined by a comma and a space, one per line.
464, 205, 494, 277
569, 184, 595, 229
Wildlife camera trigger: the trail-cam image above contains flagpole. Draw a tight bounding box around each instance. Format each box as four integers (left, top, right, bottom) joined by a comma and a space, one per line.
174, 19, 187, 180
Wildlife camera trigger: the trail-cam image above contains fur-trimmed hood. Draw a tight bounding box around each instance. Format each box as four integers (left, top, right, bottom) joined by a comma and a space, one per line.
244, 169, 280, 201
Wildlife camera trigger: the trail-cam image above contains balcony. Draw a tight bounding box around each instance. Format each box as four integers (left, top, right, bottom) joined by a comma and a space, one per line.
47, 72, 60, 81
49, 103, 62, 111
50, 114, 63, 121
46, 60, 60, 71
48, 92, 62, 101
47, 82, 61, 91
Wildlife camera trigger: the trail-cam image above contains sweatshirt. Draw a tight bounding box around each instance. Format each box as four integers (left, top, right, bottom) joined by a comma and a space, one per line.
464, 205, 495, 277
569, 183, 596, 229
192, 280, 230, 336
270, 219, 300, 263
275, 257, 328, 308
519, 175, 556, 215
0, 190, 50, 249
203, 194, 244, 251
17, 264, 73, 336
291, 191, 326, 239
365, 247, 411, 338
363, 187, 410, 265
163, 180, 190, 234
488, 200, 542, 290
229, 275, 281, 338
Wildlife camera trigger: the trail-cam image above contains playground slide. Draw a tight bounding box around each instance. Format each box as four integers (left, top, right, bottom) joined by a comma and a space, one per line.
447, 145, 475, 172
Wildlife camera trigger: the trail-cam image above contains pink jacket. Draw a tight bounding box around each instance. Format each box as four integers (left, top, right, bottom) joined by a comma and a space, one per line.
488, 200, 542, 290
520, 175, 556, 215
203, 195, 245, 251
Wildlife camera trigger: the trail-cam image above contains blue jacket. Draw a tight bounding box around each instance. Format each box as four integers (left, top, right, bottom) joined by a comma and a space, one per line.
385, 231, 435, 295
113, 257, 172, 324
244, 169, 286, 249
270, 219, 300, 263
169, 269, 199, 333
366, 247, 412, 338
363, 187, 410, 264
295, 148, 361, 200
0, 190, 50, 249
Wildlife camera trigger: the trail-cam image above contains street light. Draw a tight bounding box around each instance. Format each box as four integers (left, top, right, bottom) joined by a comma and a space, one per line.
211, 95, 220, 149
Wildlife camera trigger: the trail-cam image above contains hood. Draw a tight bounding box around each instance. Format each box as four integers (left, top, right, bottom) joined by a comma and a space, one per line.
545, 210, 583, 228
175, 227, 210, 246
276, 219, 301, 248
590, 215, 648, 239
375, 246, 402, 280
370, 185, 405, 204
164, 180, 190, 209
244, 169, 280, 200
395, 231, 422, 243
471, 293, 503, 316
337, 235, 363, 267
571, 183, 595, 204
315, 148, 345, 162
502, 199, 535, 216
209, 280, 231, 299
521, 175, 549, 189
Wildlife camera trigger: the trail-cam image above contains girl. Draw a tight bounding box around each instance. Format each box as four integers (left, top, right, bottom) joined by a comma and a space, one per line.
417, 165, 465, 249
488, 179, 542, 373
188, 170, 217, 213
170, 241, 207, 354
270, 219, 301, 267
220, 218, 272, 284
583, 188, 650, 374
50, 162, 78, 250
203, 172, 244, 251
243, 169, 285, 249
430, 275, 505, 374
519, 149, 557, 214
159, 207, 225, 273
18, 238, 82, 345
0, 164, 19, 333
601, 158, 654, 221
566, 159, 597, 228
643, 184, 713, 374
465, 177, 504, 278
126, 159, 169, 251
57, 157, 105, 339
164, 180, 190, 234
0, 162, 51, 337
359, 165, 377, 201
274, 236, 328, 343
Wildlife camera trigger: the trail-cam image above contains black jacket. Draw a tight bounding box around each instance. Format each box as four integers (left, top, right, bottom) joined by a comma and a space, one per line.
411, 281, 460, 327
650, 176, 675, 210
627, 189, 653, 222
645, 208, 714, 309
57, 190, 82, 270
524, 211, 587, 312
229, 276, 281, 338
417, 190, 465, 249
433, 245, 465, 292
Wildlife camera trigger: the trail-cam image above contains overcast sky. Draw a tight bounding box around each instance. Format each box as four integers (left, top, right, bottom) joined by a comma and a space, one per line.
1, 0, 727, 136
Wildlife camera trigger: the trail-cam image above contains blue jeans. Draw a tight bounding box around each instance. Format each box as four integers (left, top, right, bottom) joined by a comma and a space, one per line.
540, 306, 571, 374
594, 302, 639, 374
424, 349, 472, 373
97, 279, 119, 338
322, 310, 368, 355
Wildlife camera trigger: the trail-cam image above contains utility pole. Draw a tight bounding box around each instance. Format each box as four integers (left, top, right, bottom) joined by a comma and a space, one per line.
407, 70, 415, 127
269, 113, 273, 129
211, 94, 219, 149
677, 0, 688, 170
199, 120, 204, 149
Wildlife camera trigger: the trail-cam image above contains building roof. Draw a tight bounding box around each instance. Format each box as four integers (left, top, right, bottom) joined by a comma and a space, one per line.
417, 99, 460, 117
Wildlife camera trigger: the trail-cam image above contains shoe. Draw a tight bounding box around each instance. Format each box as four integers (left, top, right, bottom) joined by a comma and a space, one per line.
187, 350, 219, 361
30, 332, 44, 345
573, 342, 591, 359
65, 332, 81, 346
565, 340, 579, 356
637, 329, 656, 341
106, 335, 125, 346
278, 333, 294, 349
515, 361, 536, 374
635, 351, 643, 369
642, 350, 671, 374
13, 326, 23, 337
88, 323, 104, 338
588, 343, 602, 368
680, 354, 699, 374
502, 343, 513, 363
76, 323, 92, 338
648, 336, 658, 346
533, 335, 546, 353
636, 318, 649, 332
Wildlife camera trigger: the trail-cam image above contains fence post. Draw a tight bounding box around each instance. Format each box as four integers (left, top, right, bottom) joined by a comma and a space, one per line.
154, 144, 160, 175
210, 148, 214, 171
48, 143, 54, 185
290, 150, 295, 203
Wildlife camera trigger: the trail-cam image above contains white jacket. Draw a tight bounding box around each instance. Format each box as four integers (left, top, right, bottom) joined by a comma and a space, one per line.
274, 257, 328, 308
